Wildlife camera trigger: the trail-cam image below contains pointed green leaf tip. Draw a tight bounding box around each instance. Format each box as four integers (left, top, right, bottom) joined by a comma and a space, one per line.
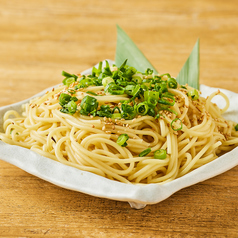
176, 39, 200, 90
115, 25, 200, 89
115, 25, 158, 74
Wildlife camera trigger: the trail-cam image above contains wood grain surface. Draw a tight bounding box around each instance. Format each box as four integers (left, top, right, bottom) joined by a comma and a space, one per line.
0, 0, 238, 237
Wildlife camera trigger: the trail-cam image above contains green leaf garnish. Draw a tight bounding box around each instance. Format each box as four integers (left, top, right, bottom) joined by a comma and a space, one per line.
115, 25, 158, 74
176, 39, 200, 90
115, 26, 200, 90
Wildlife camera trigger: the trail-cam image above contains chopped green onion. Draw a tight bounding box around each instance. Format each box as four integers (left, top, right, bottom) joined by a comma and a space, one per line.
104, 82, 114, 92
167, 77, 177, 89
117, 134, 129, 147
86, 91, 98, 96
158, 97, 175, 106
147, 108, 156, 117
167, 108, 178, 116
107, 84, 125, 95
111, 113, 122, 119
62, 71, 78, 87
112, 106, 121, 114
154, 149, 167, 159
121, 103, 136, 119
102, 60, 112, 76
124, 66, 137, 78
68, 89, 76, 95
160, 73, 171, 79
145, 68, 153, 75
158, 81, 168, 93
188, 89, 199, 100
59, 54, 200, 121
102, 76, 114, 87
62, 71, 78, 79
80, 95, 98, 115
155, 113, 162, 119
66, 101, 77, 114
59, 93, 72, 106
171, 118, 183, 131
59, 93, 78, 115
235, 124, 238, 131
136, 102, 149, 115
63, 77, 75, 87
131, 85, 141, 98
139, 148, 151, 157
119, 59, 128, 70
92, 61, 102, 77
125, 85, 136, 96
96, 105, 112, 117
59, 93, 77, 105
132, 73, 143, 84
147, 97, 157, 108
144, 91, 160, 101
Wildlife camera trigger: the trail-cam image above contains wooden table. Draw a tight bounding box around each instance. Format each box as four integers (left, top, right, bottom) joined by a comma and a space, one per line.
0, 0, 238, 237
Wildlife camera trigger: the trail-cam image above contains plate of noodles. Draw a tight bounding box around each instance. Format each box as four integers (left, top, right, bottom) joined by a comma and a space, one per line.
0, 60, 238, 209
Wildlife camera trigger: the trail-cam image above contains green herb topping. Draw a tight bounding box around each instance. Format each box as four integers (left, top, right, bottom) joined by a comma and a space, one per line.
117, 134, 129, 147
139, 148, 152, 157
58, 60, 199, 135
154, 149, 167, 159
59, 93, 78, 114
171, 118, 183, 131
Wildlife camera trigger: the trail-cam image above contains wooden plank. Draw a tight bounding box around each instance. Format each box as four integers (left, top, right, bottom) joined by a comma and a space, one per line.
0, 0, 238, 237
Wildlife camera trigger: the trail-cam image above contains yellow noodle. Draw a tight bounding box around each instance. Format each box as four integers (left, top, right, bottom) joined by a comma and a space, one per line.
0, 82, 238, 185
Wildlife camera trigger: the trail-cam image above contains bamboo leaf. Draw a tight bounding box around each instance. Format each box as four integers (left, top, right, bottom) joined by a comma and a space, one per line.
115, 25, 200, 89
115, 25, 158, 74
176, 39, 200, 89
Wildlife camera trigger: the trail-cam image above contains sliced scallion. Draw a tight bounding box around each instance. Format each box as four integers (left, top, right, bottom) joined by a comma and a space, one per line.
137, 102, 149, 115
66, 101, 77, 114
107, 84, 125, 95
86, 91, 98, 96
102, 76, 114, 87
167, 77, 178, 89
112, 113, 122, 119
139, 148, 151, 157
117, 134, 129, 147
171, 118, 183, 131
154, 149, 167, 159
188, 89, 199, 100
